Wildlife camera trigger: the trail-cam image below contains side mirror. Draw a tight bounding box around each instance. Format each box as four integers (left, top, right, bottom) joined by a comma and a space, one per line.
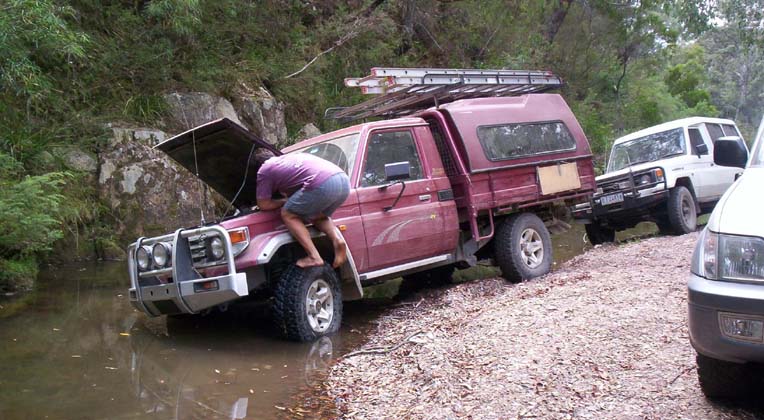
694, 143, 709, 156
384, 161, 411, 182
714, 136, 748, 168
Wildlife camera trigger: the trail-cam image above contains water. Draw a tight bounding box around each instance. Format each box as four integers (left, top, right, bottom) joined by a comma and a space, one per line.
0, 263, 384, 420
0, 222, 660, 419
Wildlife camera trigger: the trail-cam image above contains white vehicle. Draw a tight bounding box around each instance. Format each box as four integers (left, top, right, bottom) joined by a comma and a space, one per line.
573, 117, 747, 244
688, 116, 763, 398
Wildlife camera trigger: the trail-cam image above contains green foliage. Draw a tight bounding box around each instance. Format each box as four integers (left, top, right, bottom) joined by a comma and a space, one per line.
0, 256, 38, 292
0, 169, 67, 257
0, 0, 89, 104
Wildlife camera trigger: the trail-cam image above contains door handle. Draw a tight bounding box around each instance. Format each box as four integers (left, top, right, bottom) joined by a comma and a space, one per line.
419, 194, 431, 201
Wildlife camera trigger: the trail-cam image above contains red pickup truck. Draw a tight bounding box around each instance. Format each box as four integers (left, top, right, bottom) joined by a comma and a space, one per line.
128, 93, 595, 341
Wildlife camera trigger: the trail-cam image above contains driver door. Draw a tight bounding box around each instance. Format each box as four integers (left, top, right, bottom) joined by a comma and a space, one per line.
356, 128, 446, 272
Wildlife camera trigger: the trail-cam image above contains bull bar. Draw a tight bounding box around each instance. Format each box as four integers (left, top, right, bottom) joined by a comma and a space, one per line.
128, 225, 249, 316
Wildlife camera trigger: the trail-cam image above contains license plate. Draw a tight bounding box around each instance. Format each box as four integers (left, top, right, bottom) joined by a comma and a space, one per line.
600, 192, 624, 206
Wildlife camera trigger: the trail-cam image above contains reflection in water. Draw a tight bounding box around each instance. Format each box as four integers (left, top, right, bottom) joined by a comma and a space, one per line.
0, 263, 374, 420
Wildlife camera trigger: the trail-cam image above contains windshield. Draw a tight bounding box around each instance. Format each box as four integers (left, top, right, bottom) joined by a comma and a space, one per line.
752, 118, 764, 167
607, 128, 686, 172
293, 133, 361, 175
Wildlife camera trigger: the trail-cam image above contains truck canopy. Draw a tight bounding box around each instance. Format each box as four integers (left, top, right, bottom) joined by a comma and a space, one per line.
435, 94, 591, 173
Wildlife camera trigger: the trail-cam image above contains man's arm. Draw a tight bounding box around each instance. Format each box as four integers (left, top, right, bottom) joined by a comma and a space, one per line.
257, 197, 287, 211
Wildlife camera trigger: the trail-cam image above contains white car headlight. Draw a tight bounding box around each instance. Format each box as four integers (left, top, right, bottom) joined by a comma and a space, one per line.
152, 242, 172, 268
210, 237, 225, 260
692, 228, 764, 282
136, 246, 152, 271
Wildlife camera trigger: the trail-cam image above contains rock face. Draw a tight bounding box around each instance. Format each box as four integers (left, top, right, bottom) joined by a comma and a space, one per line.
98, 126, 220, 242
296, 123, 322, 141
232, 87, 288, 146
95, 90, 290, 258
163, 92, 241, 131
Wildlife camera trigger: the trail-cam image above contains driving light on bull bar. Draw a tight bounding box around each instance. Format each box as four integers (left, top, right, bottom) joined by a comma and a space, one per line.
136, 246, 152, 271
210, 237, 225, 260
152, 242, 172, 268
719, 313, 764, 342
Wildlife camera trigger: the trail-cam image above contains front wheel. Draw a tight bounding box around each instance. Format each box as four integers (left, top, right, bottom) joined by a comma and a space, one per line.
696, 353, 755, 398
584, 222, 616, 245
273, 264, 342, 342
494, 213, 552, 283
667, 186, 697, 234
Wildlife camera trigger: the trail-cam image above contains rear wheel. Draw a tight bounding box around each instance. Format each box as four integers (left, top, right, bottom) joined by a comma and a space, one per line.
494, 213, 552, 283
584, 222, 616, 245
273, 264, 342, 342
667, 186, 697, 234
696, 353, 755, 398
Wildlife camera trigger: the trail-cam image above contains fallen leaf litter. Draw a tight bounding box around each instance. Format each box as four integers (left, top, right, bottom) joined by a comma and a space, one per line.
308, 233, 763, 419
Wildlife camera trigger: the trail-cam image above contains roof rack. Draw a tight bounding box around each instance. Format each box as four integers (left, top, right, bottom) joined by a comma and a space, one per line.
328, 67, 563, 121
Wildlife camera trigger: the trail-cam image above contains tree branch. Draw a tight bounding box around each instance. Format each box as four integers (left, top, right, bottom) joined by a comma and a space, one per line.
282, 0, 386, 79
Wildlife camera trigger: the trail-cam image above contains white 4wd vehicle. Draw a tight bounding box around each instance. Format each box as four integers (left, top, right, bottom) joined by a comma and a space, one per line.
573, 117, 747, 244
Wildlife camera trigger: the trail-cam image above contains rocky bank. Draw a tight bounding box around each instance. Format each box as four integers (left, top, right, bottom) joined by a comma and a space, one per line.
60, 89, 317, 260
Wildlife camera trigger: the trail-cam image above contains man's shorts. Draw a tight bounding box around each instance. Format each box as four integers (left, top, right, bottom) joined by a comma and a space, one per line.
284, 172, 350, 221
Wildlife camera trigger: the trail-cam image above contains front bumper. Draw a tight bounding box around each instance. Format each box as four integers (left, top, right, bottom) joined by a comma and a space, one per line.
688, 273, 764, 363
572, 185, 668, 222
128, 226, 249, 317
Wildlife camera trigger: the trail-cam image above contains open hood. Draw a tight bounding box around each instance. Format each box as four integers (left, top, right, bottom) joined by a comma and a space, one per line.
155, 118, 281, 209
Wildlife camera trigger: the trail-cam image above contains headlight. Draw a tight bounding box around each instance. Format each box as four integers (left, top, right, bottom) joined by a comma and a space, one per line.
638, 174, 651, 185
692, 229, 764, 282
209, 237, 225, 260
152, 242, 172, 268
136, 246, 152, 271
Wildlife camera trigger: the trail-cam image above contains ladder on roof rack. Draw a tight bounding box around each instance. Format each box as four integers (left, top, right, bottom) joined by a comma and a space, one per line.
328, 67, 563, 121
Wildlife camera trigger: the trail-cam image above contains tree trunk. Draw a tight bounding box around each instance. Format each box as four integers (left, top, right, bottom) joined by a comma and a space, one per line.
545, 0, 574, 44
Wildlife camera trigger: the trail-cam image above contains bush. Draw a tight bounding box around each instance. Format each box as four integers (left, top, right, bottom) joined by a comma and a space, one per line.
0, 256, 38, 292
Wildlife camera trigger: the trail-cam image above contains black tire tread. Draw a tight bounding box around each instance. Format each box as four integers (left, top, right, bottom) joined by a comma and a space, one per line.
584, 223, 616, 245
667, 186, 697, 235
273, 263, 342, 342
696, 353, 754, 398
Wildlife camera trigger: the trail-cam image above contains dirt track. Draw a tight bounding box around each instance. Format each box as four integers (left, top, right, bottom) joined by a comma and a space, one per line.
323, 233, 764, 419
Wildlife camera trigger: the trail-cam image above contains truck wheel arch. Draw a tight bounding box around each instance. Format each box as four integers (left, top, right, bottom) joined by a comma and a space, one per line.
673, 177, 701, 213
257, 230, 364, 301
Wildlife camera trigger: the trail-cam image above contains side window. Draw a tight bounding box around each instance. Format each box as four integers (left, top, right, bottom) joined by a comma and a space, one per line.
722, 124, 739, 137
477, 121, 576, 161
360, 130, 424, 187
688, 128, 706, 149
706, 123, 724, 143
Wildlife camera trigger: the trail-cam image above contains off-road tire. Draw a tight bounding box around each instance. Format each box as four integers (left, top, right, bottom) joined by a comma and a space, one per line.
655, 217, 674, 235
399, 265, 455, 297
696, 353, 754, 399
494, 213, 552, 283
584, 222, 616, 245
273, 264, 342, 342
667, 186, 697, 234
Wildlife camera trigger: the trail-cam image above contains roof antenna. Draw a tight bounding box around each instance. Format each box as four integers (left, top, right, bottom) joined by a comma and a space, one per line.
180, 103, 206, 227
191, 129, 206, 226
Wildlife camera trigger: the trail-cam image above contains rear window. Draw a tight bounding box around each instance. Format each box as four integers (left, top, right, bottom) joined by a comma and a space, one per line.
705, 123, 724, 143
722, 124, 739, 137
477, 121, 576, 161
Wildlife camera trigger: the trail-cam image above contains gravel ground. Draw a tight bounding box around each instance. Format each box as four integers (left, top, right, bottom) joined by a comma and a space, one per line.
323, 233, 764, 419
